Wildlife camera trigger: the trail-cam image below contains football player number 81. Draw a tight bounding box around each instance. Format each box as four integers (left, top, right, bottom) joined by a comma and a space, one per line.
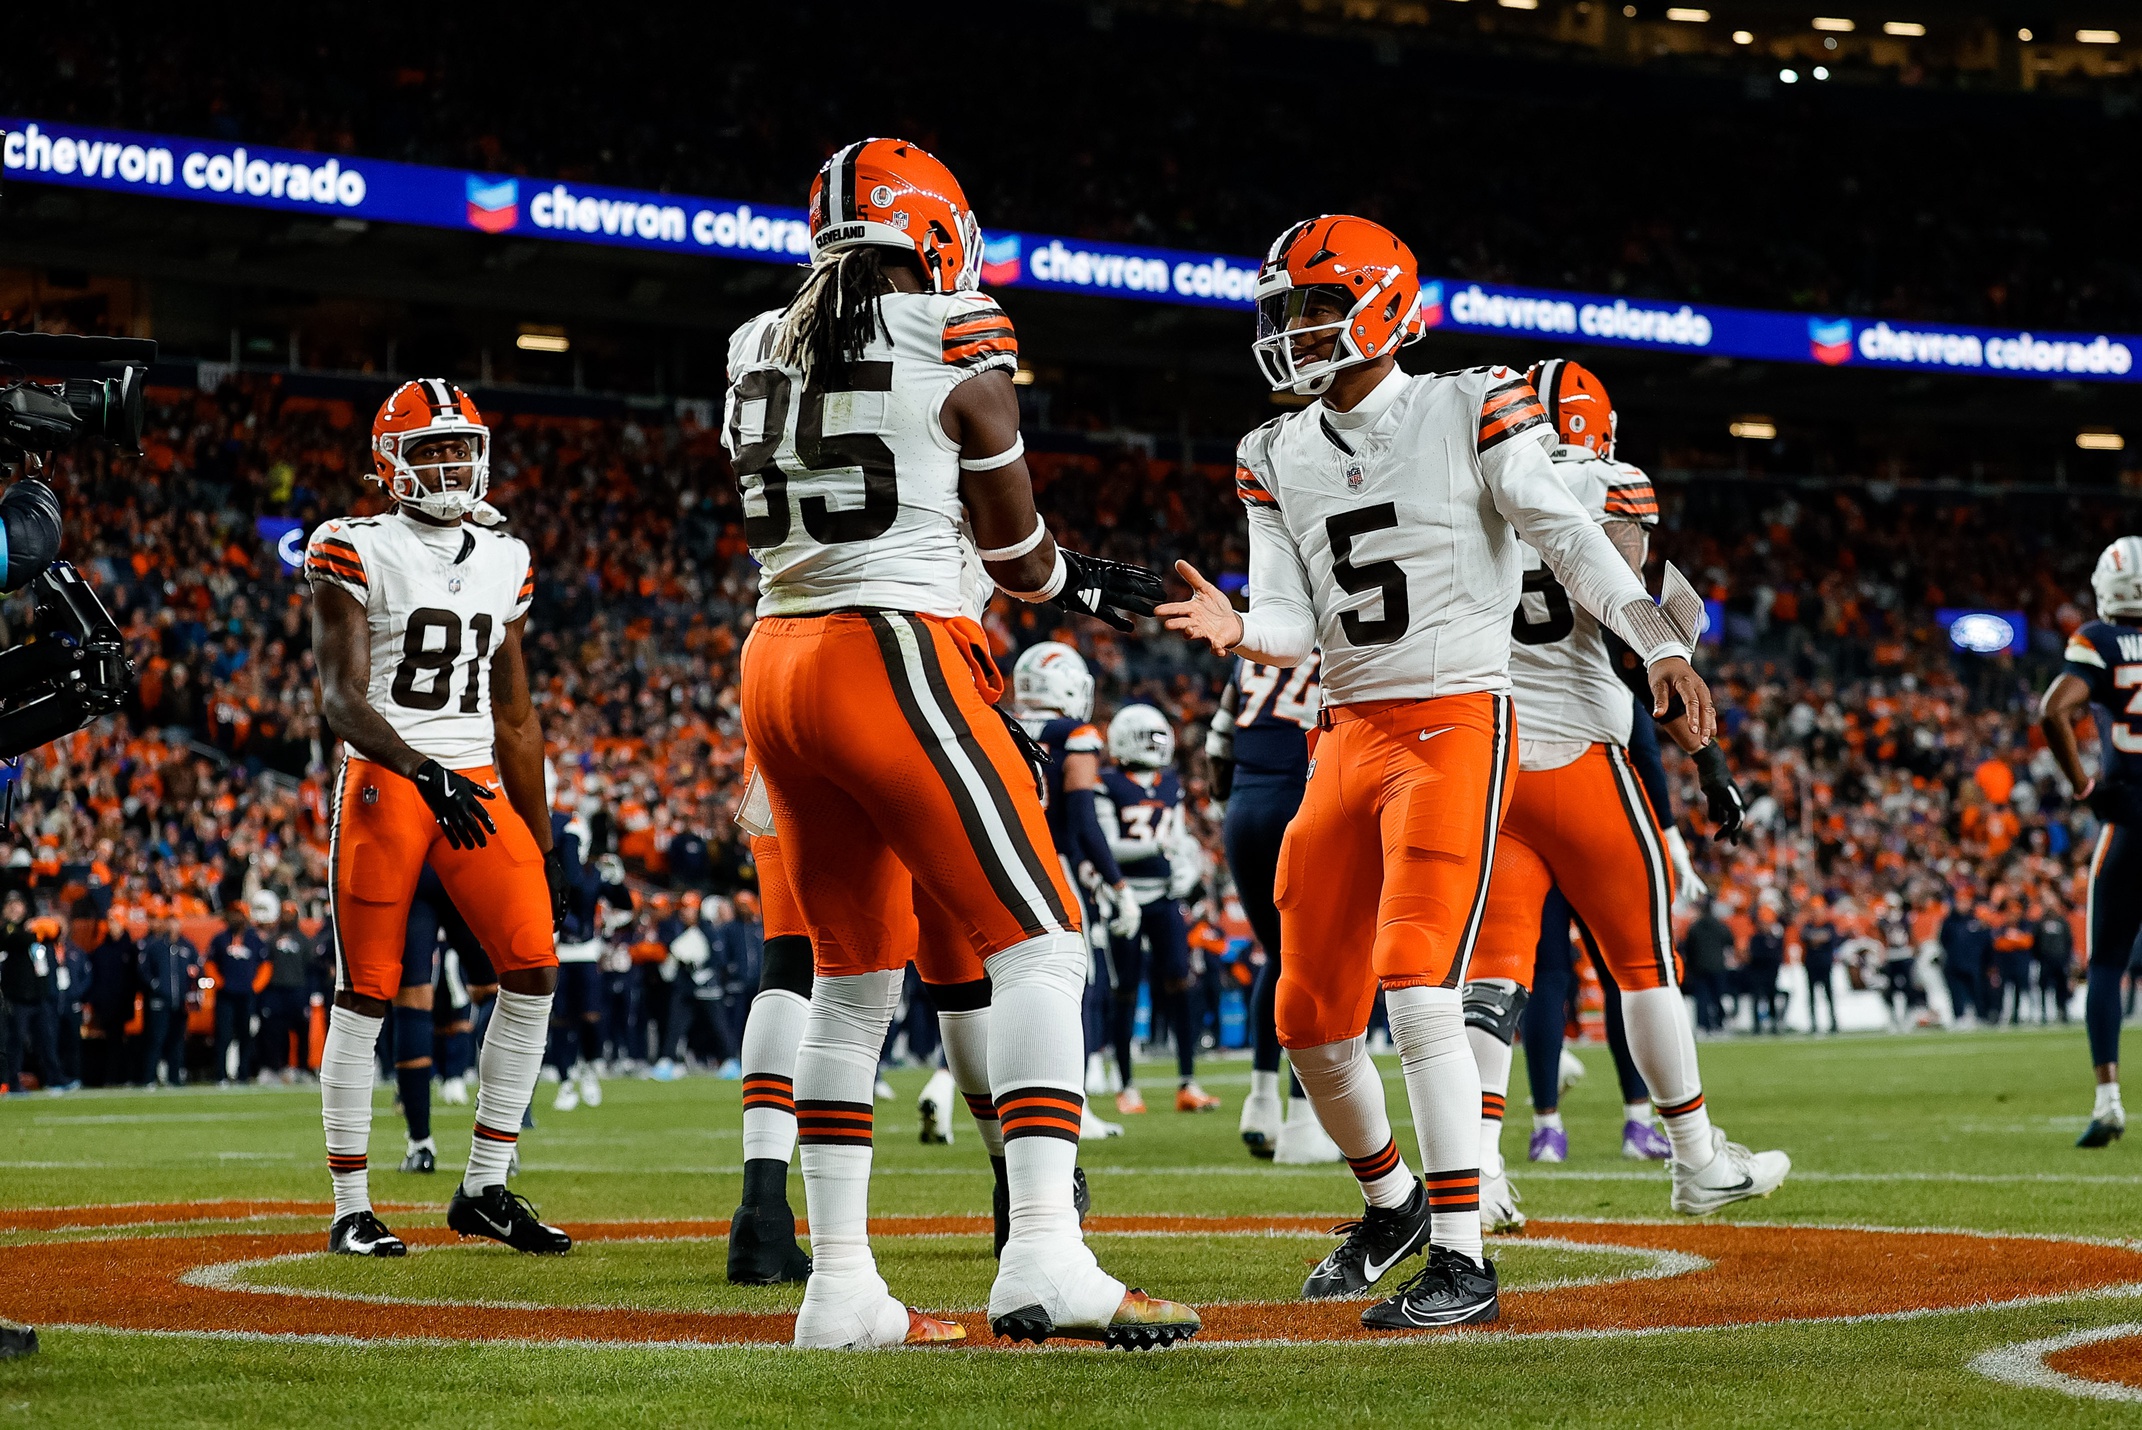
390, 608, 494, 713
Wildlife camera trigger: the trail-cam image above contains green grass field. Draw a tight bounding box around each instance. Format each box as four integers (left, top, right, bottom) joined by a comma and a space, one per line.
2, 1025, 2139, 1427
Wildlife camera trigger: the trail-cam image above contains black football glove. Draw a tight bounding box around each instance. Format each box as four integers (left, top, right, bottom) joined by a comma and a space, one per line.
1691, 742, 1746, 845
994, 704, 1051, 804
411, 759, 497, 850
1052, 548, 1165, 633
2085, 776, 2140, 828
543, 848, 571, 931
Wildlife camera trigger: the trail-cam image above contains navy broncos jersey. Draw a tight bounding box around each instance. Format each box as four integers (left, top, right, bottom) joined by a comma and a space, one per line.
1232, 653, 1320, 787
2063, 619, 2142, 783
1098, 766, 1186, 885
1029, 713, 1106, 855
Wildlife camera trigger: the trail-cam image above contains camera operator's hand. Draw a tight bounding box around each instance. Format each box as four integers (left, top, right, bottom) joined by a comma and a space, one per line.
0, 478, 62, 594
411, 759, 497, 849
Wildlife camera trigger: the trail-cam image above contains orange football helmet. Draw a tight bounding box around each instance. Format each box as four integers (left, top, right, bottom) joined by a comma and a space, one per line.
1252, 215, 1424, 395
808, 138, 981, 293
371, 379, 490, 521
1526, 359, 1616, 457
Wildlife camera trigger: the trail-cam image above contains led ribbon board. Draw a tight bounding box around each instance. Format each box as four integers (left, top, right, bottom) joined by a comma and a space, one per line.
5, 116, 2135, 384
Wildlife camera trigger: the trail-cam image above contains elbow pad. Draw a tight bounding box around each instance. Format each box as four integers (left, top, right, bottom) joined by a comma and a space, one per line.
1601, 628, 1685, 725
0, 479, 62, 592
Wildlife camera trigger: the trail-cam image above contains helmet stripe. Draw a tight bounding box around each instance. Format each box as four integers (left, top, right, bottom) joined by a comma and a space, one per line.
834, 142, 863, 223
1535, 360, 1562, 436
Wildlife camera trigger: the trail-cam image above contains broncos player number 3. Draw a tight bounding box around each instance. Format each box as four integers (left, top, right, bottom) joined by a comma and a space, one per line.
730, 363, 899, 547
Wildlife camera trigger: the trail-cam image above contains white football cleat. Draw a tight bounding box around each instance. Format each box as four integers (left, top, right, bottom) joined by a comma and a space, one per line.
578, 1065, 603, 1108
1670, 1127, 1791, 1215
874, 1077, 896, 1103
1481, 1168, 1526, 1234
988, 1233, 1127, 1334
1080, 1104, 1125, 1139
440, 1077, 470, 1106
1557, 1049, 1587, 1096
918, 1067, 956, 1145
1272, 1098, 1343, 1164
794, 1269, 959, 1349
1239, 1085, 1282, 1160
551, 1078, 580, 1112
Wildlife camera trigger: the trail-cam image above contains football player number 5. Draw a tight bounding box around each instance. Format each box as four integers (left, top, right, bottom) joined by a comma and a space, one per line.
1325, 504, 1410, 646
391, 609, 493, 714
731, 363, 899, 546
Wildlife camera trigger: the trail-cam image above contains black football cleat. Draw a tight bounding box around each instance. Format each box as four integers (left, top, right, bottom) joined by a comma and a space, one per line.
328, 1210, 407, 1257
2077, 1115, 2125, 1149
1301, 1181, 1433, 1299
1361, 1247, 1500, 1330
398, 1142, 436, 1174
992, 1161, 1094, 1259
727, 1200, 812, 1285
447, 1183, 572, 1254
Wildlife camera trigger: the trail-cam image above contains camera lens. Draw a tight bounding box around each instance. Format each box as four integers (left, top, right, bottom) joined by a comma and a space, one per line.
60, 368, 145, 453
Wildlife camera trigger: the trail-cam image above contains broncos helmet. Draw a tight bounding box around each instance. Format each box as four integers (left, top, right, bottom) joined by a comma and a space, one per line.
1108, 704, 1176, 770
2093, 535, 2142, 618
1012, 641, 1094, 721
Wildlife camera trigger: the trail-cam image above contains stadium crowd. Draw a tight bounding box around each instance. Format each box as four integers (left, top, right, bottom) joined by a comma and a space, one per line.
0, 378, 2132, 1091
14, 4, 2142, 332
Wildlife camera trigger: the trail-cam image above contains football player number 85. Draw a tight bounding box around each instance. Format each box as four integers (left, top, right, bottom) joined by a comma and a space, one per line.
730, 362, 899, 547
390, 608, 494, 714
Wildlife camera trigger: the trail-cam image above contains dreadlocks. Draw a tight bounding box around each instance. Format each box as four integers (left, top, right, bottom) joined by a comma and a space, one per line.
772, 246, 890, 379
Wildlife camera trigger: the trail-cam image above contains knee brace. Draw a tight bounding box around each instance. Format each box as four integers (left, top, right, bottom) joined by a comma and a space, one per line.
758, 935, 814, 1000
983, 930, 1087, 1005
1463, 980, 1528, 1046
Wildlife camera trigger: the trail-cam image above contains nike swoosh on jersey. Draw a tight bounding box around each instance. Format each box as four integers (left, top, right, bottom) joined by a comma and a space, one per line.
1418, 726, 1456, 742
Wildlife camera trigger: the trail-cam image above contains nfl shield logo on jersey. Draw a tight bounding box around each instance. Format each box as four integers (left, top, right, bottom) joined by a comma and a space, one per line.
1344, 460, 1365, 491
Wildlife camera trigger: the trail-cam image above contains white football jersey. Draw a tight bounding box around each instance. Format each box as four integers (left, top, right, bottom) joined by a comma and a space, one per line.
1506, 449, 1661, 758
724, 289, 1017, 618
304, 512, 535, 770
1232, 366, 1682, 707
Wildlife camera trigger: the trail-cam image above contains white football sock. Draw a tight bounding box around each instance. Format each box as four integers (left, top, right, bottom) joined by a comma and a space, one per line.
984, 933, 1090, 1247
1534, 1108, 1564, 1131
321, 1005, 384, 1221
1250, 1069, 1280, 1102
1289, 1034, 1415, 1209
740, 988, 809, 1164
2096, 1081, 2124, 1117
1624, 1099, 1653, 1126
937, 1006, 1004, 1158
795, 970, 900, 1284
1466, 1024, 1513, 1177
1386, 985, 1482, 1266
1621, 987, 1713, 1165
464, 988, 551, 1193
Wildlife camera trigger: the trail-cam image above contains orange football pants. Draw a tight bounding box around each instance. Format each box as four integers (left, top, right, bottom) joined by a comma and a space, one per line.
740, 611, 1075, 982
750, 830, 978, 984
1468, 743, 1682, 993
330, 757, 555, 1002
1275, 692, 1515, 1049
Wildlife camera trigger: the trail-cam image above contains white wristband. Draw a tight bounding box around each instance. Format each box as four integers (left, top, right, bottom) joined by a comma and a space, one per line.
1001, 548, 1068, 603
959, 436, 1025, 472
976, 514, 1048, 562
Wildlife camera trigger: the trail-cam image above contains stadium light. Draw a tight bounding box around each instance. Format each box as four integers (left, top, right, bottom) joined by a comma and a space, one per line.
516, 327, 569, 353
2077, 29, 2121, 44
1811, 17, 1854, 32
1779, 67, 1800, 81
1012, 367, 1036, 386
2017, 27, 2032, 41
2076, 429, 2126, 451
1733, 29, 1754, 43
1813, 64, 1831, 78
1882, 21, 1925, 37
1730, 418, 1777, 440
1666, 7, 1710, 20
1498, 0, 1540, 9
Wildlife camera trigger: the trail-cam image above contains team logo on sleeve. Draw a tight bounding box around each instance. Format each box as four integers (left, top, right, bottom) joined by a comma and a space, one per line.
1809, 318, 1854, 366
